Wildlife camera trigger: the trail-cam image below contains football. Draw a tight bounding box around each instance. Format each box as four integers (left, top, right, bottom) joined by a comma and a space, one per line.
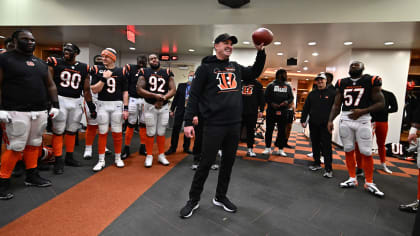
252, 28, 274, 46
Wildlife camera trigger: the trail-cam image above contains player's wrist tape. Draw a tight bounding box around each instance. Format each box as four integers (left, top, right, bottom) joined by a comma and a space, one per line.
87, 101, 96, 111
409, 127, 418, 135
124, 105, 129, 111
100, 77, 107, 83
52, 102, 60, 109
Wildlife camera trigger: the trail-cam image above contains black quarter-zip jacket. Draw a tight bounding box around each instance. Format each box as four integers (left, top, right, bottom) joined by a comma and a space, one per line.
184, 50, 266, 126
301, 87, 336, 125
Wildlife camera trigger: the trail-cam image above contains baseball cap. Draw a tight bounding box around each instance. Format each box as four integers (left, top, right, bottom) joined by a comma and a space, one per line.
314, 72, 327, 80
214, 33, 238, 44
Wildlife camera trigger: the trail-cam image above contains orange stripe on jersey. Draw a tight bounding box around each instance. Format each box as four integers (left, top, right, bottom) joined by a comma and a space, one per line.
123, 66, 126, 76
166, 68, 170, 76
140, 68, 144, 74
52, 57, 57, 66
86, 65, 90, 73
338, 79, 341, 87
126, 64, 131, 71
94, 65, 98, 74
371, 76, 377, 85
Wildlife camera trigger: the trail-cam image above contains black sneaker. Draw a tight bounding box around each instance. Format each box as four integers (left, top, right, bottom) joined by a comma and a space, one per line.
12, 160, 25, 177
183, 149, 193, 154
54, 156, 64, 175
121, 146, 130, 160
139, 144, 147, 156
180, 200, 199, 219
213, 196, 237, 213
0, 178, 14, 200
399, 200, 419, 213
25, 168, 52, 187
65, 153, 81, 167
309, 165, 322, 171
356, 168, 364, 177
165, 148, 176, 155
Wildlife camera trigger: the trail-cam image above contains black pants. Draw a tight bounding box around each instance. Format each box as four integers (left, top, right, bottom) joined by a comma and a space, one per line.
309, 122, 333, 172
192, 119, 204, 163
169, 115, 191, 151
189, 123, 240, 201
265, 110, 287, 149
242, 113, 258, 149
413, 208, 420, 236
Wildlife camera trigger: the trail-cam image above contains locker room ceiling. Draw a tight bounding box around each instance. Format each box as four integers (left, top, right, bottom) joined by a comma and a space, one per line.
0, 22, 419, 75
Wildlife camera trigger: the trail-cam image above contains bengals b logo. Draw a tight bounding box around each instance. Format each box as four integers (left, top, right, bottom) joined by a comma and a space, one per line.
242, 85, 253, 95
216, 72, 237, 91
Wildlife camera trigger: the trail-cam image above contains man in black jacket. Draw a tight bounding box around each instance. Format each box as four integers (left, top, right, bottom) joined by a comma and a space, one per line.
180, 33, 266, 218
301, 73, 336, 178
241, 79, 265, 156
165, 71, 195, 155
263, 69, 294, 157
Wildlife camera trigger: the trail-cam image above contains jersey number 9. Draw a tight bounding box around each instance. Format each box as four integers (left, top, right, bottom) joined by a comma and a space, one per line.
107, 78, 116, 93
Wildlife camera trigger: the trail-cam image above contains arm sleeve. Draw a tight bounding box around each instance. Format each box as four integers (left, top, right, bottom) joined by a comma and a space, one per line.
257, 82, 265, 112
239, 50, 266, 81
184, 65, 207, 126
387, 91, 398, 113
301, 93, 311, 123
287, 85, 294, 104
170, 84, 181, 112
46, 57, 57, 67
122, 73, 128, 91
264, 83, 273, 104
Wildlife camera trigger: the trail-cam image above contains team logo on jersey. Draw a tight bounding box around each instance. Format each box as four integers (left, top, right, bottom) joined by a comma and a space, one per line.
216, 72, 237, 91
274, 85, 287, 92
242, 85, 254, 95
26, 61, 35, 66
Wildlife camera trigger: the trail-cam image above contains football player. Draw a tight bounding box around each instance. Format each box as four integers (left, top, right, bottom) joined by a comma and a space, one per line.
0, 30, 59, 200
137, 53, 176, 167
328, 61, 385, 197
90, 48, 128, 171
47, 43, 96, 175
121, 55, 148, 159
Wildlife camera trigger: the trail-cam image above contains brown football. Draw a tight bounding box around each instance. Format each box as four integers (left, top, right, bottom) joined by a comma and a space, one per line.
252, 28, 274, 46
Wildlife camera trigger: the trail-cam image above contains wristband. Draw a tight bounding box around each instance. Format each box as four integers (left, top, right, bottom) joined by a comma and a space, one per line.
409, 127, 418, 135
124, 105, 129, 111
86, 101, 96, 111
52, 101, 60, 109
100, 77, 107, 83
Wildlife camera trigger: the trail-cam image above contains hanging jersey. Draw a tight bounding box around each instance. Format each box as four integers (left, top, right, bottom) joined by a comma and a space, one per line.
124, 64, 144, 99
47, 57, 89, 98
90, 65, 128, 101
139, 68, 173, 105
336, 74, 382, 111
0, 51, 49, 111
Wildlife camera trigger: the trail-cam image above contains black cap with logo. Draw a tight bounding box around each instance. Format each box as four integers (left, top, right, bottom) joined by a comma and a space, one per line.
214, 33, 238, 44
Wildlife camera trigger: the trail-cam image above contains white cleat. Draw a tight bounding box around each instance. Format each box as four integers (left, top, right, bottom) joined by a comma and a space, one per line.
307, 153, 313, 157
262, 148, 271, 155
145, 155, 153, 168
340, 178, 358, 188
247, 149, 257, 157
115, 156, 125, 168
381, 163, 392, 174
320, 156, 324, 164
93, 160, 105, 172
273, 149, 287, 157
158, 153, 170, 166
364, 182, 385, 197
83, 149, 92, 160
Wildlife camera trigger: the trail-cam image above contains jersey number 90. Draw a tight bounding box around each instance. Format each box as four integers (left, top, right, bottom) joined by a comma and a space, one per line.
60, 71, 81, 89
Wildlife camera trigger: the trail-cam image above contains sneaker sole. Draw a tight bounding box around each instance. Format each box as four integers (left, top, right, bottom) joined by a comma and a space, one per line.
158, 161, 169, 166
180, 204, 199, 219
24, 182, 52, 187
83, 155, 92, 160
339, 182, 358, 188
399, 207, 418, 213
212, 198, 236, 213
0, 193, 14, 200
364, 186, 385, 197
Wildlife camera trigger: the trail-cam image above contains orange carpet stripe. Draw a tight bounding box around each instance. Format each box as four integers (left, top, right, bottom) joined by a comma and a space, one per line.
0, 137, 187, 236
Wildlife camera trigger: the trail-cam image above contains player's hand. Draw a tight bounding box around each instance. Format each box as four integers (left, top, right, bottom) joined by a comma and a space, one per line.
279, 101, 288, 107
192, 116, 199, 126
49, 108, 60, 119
349, 109, 364, 120
184, 126, 195, 138
170, 111, 174, 117
103, 70, 113, 79
327, 121, 334, 134
258, 112, 263, 118
123, 110, 129, 120
0, 110, 11, 123
301, 122, 307, 128
154, 101, 163, 109
155, 94, 165, 101
408, 133, 417, 144
90, 111, 97, 119
255, 42, 265, 51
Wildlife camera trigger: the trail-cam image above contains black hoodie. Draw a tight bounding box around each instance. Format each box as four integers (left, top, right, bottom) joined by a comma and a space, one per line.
184, 50, 266, 126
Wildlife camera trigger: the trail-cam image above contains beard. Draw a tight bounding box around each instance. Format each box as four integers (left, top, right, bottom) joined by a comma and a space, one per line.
150, 62, 160, 70
349, 69, 363, 78
17, 40, 35, 53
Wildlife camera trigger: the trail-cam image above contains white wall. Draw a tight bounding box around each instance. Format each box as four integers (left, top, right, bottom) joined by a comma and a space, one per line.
326, 49, 411, 145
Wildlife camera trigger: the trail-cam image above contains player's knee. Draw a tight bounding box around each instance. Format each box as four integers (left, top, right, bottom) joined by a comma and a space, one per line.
9, 142, 26, 152
359, 147, 372, 156
98, 124, 109, 134
343, 144, 355, 152
28, 137, 43, 147
144, 113, 155, 127
146, 127, 156, 137
127, 122, 137, 128
8, 120, 26, 136
157, 127, 166, 136
66, 122, 80, 133
65, 130, 77, 135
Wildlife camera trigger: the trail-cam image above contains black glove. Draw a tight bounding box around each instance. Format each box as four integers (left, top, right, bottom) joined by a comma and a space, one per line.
87, 101, 97, 119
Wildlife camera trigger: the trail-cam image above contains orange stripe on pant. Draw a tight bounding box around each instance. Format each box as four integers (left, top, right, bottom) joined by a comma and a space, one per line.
374, 121, 388, 164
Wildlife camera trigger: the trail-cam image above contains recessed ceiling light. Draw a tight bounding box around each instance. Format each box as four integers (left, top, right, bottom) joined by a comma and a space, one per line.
303, 66, 308, 71
312, 52, 319, 56
306, 78, 309, 80
304, 60, 309, 63
344, 41, 353, 46
277, 52, 283, 56
384, 41, 394, 46
243, 41, 250, 45
273, 41, 281, 45
129, 47, 136, 51
0, 36, 5, 39
308, 41, 317, 46
297, 70, 301, 73
188, 49, 195, 52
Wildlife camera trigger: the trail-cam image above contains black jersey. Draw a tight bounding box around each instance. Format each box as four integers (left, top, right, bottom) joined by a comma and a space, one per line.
139, 68, 173, 105
0, 51, 49, 111
124, 64, 143, 98
90, 65, 128, 101
47, 57, 89, 98
335, 74, 382, 111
